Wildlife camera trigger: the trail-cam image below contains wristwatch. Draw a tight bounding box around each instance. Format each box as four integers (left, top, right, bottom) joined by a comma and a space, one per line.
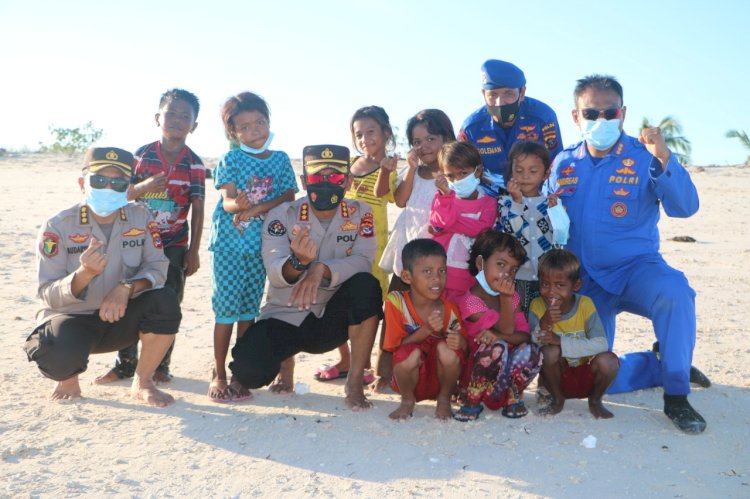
119, 279, 135, 298
287, 253, 310, 271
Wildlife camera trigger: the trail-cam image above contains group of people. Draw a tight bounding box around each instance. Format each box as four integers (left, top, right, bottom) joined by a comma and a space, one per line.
25, 58, 710, 434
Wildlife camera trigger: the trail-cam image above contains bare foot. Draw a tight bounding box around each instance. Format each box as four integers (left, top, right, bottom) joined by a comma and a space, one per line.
344, 379, 373, 411
226, 379, 253, 401
389, 400, 415, 420
93, 369, 120, 385
269, 375, 294, 394
434, 397, 453, 420
589, 399, 614, 419
370, 375, 392, 393
538, 398, 564, 416
51, 377, 82, 402
153, 370, 173, 384
131, 375, 174, 407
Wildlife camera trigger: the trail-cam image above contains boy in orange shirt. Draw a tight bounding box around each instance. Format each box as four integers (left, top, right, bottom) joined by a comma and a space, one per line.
384, 239, 467, 420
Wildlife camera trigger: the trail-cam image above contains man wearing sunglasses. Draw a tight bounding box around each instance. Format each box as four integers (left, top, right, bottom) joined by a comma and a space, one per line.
548, 75, 707, 433
458, 58, 563, 196
229, 145, 382, 411
24, 147, 181, 407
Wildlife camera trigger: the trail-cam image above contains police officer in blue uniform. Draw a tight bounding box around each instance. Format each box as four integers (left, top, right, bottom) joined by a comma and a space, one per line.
459, 59, 562, 196
548, 75, 708, 433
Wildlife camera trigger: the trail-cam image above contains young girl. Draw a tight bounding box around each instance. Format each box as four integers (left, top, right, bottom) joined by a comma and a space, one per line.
313, 106, 396, 384
453, 231, 542, 421
430, 141, 497, 304
208, 92, 298, 402
498, 140, 558, 315
374, 109, 456, 391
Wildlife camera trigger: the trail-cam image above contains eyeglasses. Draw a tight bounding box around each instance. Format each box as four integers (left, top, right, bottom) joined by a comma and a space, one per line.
306, 173, 346, 186
89, 174, 130, 192
580, 107, 623, 121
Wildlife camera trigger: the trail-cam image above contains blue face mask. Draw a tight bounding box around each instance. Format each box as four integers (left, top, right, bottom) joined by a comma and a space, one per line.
85, 182, 129, 217
448, 168, 481, 198
581, 119, 621, 151
239, 132, 274, 154
547, 201, 570, 247
476, 257, 500, 296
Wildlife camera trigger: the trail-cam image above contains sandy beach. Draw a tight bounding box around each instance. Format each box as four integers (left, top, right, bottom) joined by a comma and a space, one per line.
1, 153, 748, 498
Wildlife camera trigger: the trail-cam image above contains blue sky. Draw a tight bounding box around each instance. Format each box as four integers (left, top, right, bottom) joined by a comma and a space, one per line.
2, 0, 749, 165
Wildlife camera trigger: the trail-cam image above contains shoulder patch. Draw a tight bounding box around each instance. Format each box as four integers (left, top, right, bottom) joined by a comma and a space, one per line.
359, 212, 374, 238
267, 219, 287, 237
41, 232, 59, 257
298, 203, 309, 222
147, 221, 163, 249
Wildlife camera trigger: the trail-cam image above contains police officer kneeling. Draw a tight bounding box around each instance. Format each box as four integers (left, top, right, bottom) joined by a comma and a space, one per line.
24, 147, 181, 407
229, 145, 382, 411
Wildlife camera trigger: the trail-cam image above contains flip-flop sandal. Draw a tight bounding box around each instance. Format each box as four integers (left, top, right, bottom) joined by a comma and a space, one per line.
314, 365, 349, 382
453, 405, 484, 422
224, 382, 253, 402
208, 379, 231, 403
502, 401, 528, 419
362, 369, 376, 385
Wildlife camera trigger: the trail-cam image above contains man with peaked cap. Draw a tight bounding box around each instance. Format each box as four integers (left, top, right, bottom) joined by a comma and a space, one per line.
24, 147, 181, 407
458, 58, 563, 196
230, 145, 382, 410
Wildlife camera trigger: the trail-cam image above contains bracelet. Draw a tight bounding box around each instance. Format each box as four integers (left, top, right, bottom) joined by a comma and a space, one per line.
287, 253, 310, 271
119, 279, 135, 298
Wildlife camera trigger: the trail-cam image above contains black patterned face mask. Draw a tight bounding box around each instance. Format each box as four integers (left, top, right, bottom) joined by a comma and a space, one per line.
487, 98, 521, 125
307, 181, 345, 211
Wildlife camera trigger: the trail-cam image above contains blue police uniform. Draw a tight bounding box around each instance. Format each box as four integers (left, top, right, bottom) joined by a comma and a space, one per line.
459, 97, 563, 196
548, 133, 699, 395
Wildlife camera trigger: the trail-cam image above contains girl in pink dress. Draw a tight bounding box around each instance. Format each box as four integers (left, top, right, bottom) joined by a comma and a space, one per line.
454, 231, 542, 421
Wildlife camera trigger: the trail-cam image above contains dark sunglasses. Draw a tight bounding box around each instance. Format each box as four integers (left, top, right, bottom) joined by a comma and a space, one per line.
89, 174, 130, 192
306, 172, 346, 186
580, 107, 623, 121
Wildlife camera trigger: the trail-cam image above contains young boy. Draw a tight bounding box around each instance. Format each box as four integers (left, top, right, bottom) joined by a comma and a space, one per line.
96, 89, 205, 384
384, 239, 468, 420
529, 249, 619, 419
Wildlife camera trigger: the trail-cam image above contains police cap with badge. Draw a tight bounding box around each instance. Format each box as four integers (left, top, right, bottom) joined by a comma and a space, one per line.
481, 59, 526, 90
303, 144, 350, 212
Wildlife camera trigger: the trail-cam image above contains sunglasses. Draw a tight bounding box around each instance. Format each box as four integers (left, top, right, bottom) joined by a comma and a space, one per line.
580, 107, 623, 121
306, 172, 346, 186
89, 174, 130, 192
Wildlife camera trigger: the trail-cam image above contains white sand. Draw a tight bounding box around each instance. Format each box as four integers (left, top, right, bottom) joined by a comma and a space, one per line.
1, 153, 748, 498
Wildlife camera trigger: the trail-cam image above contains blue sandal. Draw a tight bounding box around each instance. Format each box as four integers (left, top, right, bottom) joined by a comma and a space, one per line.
502, 401, 528, 418
453, 405, 484, 422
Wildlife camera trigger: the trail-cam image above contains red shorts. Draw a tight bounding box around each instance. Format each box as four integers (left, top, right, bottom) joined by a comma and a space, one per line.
560, 361, 595, 399
391, 337, 466, 402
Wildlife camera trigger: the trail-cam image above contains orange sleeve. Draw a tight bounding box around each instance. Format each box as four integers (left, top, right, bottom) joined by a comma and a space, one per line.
383, 292, 408, 352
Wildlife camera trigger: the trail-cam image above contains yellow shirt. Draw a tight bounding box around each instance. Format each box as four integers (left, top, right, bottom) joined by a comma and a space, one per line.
345, 161, 396, 299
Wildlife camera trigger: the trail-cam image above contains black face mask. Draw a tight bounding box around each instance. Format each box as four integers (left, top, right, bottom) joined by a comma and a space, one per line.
307, 181, 345, 211
487, 98, 521, 126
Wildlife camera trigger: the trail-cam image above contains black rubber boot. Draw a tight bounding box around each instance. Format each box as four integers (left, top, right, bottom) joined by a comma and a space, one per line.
664, 394, 707, 434
652, 341, 711, 388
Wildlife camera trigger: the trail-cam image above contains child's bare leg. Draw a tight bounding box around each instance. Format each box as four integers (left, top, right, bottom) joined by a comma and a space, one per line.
539, 345, 565, 416
334, 343, 351, 372
210, 323, 233, 399
270, 356, 295, 394
435, 343, 460, 420
227, 321, 254, 399
51, 376, 82, 401
389, 349, 421, 420
588, 352, 619, 419
345, 315, 377, 410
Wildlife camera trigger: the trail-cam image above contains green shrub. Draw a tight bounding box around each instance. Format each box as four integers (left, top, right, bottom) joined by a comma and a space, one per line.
39, 121, 104, 154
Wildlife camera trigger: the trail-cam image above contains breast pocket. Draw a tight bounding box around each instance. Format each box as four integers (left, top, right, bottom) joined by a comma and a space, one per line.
121, 238, 145, 277
602, 185, 640, 227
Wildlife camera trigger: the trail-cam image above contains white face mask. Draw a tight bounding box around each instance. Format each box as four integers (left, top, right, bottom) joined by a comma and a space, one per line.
239, 132, 275, 154
547, 201, 570, 247
475, 256, 500, 296
580, 119, 621, 151
448, 168, 480, 198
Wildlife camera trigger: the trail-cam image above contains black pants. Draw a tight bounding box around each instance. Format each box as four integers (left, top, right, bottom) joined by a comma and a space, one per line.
229, 273, 383, 388
24, 287, 181, 381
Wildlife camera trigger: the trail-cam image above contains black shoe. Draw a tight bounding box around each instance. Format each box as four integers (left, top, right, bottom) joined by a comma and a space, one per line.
689, 366, 711, 388
653, 342, 712, 388
664, 395, 707, 434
